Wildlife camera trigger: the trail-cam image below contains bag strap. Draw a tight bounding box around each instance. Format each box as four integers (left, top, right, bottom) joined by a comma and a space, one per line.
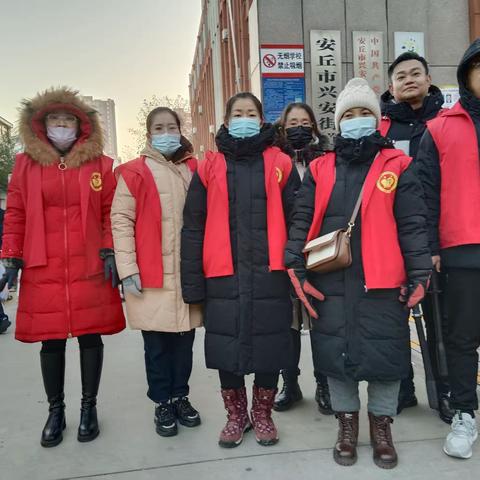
346, 183, 365, 236
345, 152, 380, 236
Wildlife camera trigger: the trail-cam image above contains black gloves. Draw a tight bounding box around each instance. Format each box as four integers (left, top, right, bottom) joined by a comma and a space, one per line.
99, 249, 120, 288
0, 257, 23, 290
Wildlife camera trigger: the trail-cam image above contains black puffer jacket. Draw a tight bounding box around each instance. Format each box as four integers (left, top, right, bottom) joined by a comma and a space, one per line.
416, 38, 480, 267
285, 134, 431, 381
380, 85, 444, 160
181, 125, 300, 375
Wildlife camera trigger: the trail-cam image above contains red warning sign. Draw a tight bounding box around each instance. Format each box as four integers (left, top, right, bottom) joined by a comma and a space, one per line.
262, 53, 277, 68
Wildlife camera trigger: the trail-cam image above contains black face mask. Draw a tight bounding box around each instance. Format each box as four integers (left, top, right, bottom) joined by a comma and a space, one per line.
286, 126, 314, 149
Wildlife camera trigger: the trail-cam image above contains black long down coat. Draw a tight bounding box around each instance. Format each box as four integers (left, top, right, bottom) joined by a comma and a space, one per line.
285, 134, 432, 382
181, 125, 300, 375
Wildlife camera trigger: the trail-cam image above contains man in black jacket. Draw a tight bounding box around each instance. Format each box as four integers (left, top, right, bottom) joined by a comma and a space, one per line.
417, 38, 480, 460
380, 52, 452, 423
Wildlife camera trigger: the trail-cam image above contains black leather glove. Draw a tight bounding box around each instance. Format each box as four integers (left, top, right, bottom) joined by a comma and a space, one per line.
99, 249, 120, 288
0, 258, 23, 290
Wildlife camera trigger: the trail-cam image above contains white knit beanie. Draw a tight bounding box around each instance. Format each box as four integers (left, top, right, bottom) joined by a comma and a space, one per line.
334, 78, 381, 131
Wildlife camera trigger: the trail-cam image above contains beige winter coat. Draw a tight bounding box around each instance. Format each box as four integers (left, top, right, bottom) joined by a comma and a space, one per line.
111, 145, 202, 332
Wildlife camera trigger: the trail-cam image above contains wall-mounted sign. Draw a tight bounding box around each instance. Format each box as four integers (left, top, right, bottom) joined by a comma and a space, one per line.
310, 30, 342, 144
394, 32, 425, 58
353, 31, 384, 96
260, 44, 305, 123
260, 44, 305, 76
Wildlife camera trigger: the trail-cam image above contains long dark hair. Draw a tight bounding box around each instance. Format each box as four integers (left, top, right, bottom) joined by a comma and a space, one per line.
224, 92, 263, 122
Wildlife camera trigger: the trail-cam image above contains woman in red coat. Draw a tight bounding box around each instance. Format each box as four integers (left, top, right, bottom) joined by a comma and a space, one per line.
1, 88, 125, 447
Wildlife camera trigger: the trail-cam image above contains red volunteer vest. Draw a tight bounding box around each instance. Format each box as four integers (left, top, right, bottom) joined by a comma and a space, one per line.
427, 101, 480, 249
116, 156, 197, 288
307, 150, 412, 289
197, 146, 292, 278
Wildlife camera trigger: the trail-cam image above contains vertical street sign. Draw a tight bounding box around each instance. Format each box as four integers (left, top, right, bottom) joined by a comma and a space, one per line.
310, 30, 342, 145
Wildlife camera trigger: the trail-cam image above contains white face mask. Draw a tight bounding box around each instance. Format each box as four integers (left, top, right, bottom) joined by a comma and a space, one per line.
46, 126, 77, 151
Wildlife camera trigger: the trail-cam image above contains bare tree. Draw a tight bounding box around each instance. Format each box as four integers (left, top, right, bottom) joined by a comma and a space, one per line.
128, 95, 192, 155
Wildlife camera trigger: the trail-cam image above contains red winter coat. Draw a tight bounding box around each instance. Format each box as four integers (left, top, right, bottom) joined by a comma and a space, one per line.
2, 88, 125, 342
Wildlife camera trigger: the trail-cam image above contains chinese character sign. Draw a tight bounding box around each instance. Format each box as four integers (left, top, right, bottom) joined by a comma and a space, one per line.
394, 32, 425, 58
310, 30, 342, 145
260, 45, 305, 76
353, 31, 384, 96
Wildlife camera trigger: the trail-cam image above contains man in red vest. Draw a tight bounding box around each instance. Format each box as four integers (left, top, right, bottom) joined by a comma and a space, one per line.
417, 38, 480, 460
381, 53, 452, 422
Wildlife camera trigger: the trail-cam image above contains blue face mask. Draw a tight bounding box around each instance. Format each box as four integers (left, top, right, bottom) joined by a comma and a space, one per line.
151, 133, 181, 156
228, 117, 261, 138
340, 116, 377, 140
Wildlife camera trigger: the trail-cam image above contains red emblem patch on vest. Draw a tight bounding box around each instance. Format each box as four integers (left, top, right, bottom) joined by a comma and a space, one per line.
275, 167, 283, 183
90, 172, 102, 192
376, 171, 398, 193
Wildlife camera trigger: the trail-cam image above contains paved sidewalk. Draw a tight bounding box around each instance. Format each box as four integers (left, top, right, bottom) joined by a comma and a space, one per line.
0, 299, 478, 480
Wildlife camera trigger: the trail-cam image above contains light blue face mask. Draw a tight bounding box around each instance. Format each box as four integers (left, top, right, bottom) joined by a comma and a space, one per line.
151, 133, 181, 156
340, 116, 377, 140
228, 117, 261, 139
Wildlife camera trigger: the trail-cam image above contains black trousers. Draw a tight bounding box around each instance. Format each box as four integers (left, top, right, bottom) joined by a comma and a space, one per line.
400, 281, 450, 397
141, 330, 195, 404
41, 334, 103, 352
445, 268, 480, 411
282, 328, 326, 383
219, 370, 279, 390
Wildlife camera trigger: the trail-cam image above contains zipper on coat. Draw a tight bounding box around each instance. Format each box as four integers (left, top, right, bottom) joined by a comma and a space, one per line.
60, 158, 73, 338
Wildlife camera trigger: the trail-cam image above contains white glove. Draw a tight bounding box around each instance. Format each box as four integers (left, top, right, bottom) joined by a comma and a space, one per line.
122, 274, 142, 297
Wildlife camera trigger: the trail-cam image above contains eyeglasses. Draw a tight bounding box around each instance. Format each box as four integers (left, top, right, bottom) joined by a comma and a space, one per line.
45, 113, 78, 124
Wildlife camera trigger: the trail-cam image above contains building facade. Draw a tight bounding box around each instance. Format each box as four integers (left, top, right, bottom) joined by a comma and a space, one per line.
190, 0, 473, 156
81, 96, 119, 163
0, 115, 13, 138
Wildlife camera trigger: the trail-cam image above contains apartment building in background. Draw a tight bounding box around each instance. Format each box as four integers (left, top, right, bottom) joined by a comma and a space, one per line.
81, 96, 119, 163
0, 115, 13, 138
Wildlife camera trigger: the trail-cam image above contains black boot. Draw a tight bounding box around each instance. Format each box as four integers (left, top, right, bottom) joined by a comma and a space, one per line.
40, 351, 66, 447
78, 345, 103, 442
273, 371, 302, 412
315, 379, 334, 415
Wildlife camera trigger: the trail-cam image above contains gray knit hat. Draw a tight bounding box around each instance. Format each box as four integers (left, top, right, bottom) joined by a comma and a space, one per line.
334, 78, 381, 131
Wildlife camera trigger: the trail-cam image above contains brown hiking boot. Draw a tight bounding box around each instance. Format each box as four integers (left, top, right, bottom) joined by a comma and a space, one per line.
368, 413, 398, 469
218, 387, 251, 448
333, 412, 359, 466
251, 385, 279, 446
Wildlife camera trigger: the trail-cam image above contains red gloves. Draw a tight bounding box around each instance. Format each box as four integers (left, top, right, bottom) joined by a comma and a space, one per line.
399, 274, 430, 308
287, 268, 325, 319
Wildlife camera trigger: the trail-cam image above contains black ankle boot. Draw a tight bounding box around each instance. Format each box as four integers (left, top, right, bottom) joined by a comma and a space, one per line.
315, 380, 334, 415
273, 371, 303, 412
40, 351, 66, 447
78, 345, 103, 442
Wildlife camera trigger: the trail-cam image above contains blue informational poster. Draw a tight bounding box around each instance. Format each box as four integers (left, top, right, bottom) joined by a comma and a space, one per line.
262, 76, 305, 124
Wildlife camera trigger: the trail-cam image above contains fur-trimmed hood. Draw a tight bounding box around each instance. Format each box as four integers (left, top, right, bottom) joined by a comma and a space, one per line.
18, 87, 104, 167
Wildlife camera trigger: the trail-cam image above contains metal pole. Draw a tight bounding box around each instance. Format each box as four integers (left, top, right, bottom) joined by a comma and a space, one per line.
226, 0, 241, 92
